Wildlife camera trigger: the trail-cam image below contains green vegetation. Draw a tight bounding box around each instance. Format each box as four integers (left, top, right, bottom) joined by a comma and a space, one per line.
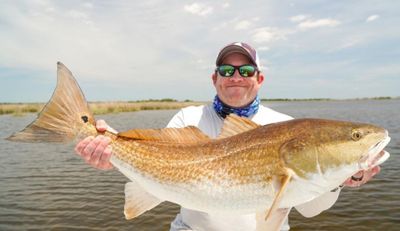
261, 97, 396, 101
1, 96, 396, 116
355, 96, 392, 100
0, 101, 204, 116
261, 98, 331, 102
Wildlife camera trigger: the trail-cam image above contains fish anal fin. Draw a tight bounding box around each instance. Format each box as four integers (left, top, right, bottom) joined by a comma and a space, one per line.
256, 208, 291, 231
124, 181, 162, 220
265, 172, 292, 221
118, 126, 210, 143
217, 114, 260, 139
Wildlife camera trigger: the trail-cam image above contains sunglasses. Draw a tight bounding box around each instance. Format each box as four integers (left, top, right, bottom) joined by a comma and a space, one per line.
216, 64, 259, 78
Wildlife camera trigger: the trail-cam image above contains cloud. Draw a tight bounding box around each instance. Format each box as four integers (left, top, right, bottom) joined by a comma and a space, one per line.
298, 18, 340, 29
183, 3, 213, 16
289, 14, 310, 22
328, 38, 362, 52
366, 14, 380, 22
257, 46, 270, 51
222, 2, 230, 8
252, 27, 288, 43
1, 1, 399, 102
234, 20, 252, 30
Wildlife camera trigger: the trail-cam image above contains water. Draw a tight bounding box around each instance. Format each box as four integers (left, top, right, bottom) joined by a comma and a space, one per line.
1, 100, 399, 230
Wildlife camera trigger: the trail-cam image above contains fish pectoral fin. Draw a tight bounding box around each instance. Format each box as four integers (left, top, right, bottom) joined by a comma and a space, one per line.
217, 114, 260, 139
124, 181, 163, 220
256, 208, 291, 231
266, 173, 292, 221
118, 126, 210, 143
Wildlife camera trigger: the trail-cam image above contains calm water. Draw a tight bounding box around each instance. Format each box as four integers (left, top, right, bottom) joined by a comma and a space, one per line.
1, 100, 399, 230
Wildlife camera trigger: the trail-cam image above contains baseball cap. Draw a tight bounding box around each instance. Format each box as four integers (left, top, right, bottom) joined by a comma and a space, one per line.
216, 42, 261, 68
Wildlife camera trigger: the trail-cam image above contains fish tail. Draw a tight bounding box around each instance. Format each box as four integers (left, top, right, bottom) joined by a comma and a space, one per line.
6, 62, 96, 143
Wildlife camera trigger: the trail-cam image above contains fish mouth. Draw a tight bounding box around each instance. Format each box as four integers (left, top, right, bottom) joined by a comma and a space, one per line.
359, 131, 391, 169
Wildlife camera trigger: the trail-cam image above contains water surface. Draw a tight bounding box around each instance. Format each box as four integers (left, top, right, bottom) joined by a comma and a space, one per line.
1, 100, 399, 230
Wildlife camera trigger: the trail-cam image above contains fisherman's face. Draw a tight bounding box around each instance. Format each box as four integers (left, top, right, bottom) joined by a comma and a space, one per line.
212, 53, 264, 108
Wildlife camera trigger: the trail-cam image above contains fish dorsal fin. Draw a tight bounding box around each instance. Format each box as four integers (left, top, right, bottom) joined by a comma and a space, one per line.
217, 114, 260, 139
118, 126, 210, 143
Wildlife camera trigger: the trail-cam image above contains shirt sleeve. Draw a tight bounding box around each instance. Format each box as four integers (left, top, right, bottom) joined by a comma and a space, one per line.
166, 109, 186, 128
294, 187, 342, 218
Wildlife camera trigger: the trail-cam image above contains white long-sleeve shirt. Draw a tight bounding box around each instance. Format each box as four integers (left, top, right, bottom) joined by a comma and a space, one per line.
168, 104, 341, 231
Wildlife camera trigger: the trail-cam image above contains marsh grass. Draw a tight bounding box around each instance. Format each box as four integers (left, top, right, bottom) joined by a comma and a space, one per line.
0, 101, 205, 116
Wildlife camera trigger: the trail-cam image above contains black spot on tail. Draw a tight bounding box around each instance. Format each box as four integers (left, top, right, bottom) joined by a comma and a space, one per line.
81, 115, 89, 123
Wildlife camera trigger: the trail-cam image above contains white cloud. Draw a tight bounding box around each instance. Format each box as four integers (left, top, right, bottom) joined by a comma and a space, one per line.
184, 3, 213, 16
257, 46, 270, 51
234, 20, 252, 30
82, 2, 93, 9
1, 1, 399, 101
290, 14, 309, 22
252, 27, 288, 43
298, 18, 340, 29
68, 10, 88, 20
366, 14, 380, 22
222, 2, 230, 8
328, 38, 362, 52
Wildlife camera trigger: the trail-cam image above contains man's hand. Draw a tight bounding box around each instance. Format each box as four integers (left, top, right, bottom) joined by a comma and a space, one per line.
343, 166, 381, 187
74, 120, 114, 170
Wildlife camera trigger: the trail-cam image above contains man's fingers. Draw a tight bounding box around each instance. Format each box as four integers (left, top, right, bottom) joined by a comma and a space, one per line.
352, 170, 364, 179
98, 146, 113, 170
75, 136, 94, 156
82, 136, 103, 160
90, 137, 111, 165
344, 165, 382, 188
75, 131, 114, 170
371, 166, 381, 176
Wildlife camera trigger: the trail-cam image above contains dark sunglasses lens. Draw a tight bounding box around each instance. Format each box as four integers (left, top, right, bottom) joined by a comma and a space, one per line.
239, 65, 256, 77
218, 65, 235, 77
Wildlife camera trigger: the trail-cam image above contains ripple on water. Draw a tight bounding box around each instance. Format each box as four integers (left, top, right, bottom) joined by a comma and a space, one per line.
1, 102, 399, 230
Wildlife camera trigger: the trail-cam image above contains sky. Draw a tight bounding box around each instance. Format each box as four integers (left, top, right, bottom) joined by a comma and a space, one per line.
0, 0, 399, 103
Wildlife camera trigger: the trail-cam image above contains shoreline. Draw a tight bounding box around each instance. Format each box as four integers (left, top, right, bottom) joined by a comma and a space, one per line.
1, 97, 397, 116
0, 101, 205, 116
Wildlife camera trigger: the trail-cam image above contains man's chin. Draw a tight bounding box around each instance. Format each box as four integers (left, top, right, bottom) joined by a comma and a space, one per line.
224, 96, 250, 108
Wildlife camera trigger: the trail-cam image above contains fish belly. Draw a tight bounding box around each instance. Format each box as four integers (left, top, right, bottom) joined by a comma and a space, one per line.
110, 155, 277, 214
281, 164, 358, 208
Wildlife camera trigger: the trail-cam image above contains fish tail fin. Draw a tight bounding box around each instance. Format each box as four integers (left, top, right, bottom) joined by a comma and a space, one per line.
6, 62, 95, 143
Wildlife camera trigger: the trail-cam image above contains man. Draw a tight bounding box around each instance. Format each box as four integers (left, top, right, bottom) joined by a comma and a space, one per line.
75, 42, 381, 230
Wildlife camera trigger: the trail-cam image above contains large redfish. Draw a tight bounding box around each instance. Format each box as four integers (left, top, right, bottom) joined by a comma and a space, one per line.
7, 63, 391, 231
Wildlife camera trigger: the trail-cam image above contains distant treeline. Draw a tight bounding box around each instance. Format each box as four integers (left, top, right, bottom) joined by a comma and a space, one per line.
0, 100, 202, 116
261, 98, 331, 101
261, 96, 395, 101
1, 96, 396, 116
127, 98, 193, 103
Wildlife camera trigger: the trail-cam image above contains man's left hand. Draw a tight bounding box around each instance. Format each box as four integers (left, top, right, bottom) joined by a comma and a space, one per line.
343, 166, 381, 187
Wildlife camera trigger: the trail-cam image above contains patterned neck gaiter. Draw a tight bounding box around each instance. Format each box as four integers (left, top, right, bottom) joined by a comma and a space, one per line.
213, 95, 260, 118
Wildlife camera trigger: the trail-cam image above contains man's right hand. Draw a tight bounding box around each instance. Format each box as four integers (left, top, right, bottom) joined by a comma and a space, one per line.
74, 120, 114, 170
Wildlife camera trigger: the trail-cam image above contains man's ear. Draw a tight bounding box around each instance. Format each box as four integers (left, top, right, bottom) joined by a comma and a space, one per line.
257, 73, 264, 84
212, 72, 217, 84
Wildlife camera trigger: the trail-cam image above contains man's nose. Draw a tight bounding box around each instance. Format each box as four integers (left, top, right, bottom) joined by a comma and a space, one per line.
230, 70, 243, 81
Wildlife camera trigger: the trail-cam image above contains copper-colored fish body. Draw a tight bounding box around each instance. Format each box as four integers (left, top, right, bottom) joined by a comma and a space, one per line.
86, 116, 389, 213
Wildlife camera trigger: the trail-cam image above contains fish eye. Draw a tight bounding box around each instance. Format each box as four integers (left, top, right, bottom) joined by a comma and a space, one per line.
352, 131, 362, 141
